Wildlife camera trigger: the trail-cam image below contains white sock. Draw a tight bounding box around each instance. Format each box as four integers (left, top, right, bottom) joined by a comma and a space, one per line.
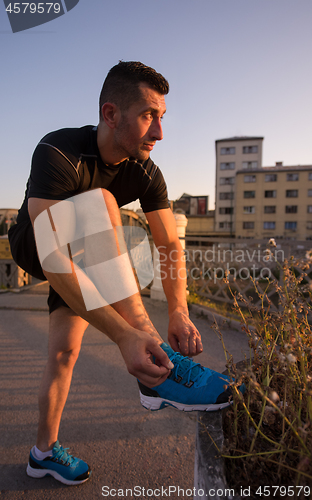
33, 445, 53, 460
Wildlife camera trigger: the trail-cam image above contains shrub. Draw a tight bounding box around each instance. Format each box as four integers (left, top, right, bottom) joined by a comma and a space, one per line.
219, 244, 312, 495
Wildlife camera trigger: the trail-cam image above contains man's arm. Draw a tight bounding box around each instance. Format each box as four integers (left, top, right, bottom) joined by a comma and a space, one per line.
145, 208, 203, 356
28, 197, 173, 386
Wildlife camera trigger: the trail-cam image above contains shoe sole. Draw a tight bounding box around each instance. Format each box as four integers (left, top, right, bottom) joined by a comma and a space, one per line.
26, 463, 91, 485
140, 393, 233, 412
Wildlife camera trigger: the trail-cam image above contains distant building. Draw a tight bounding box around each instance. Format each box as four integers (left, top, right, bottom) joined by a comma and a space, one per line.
0, 209, 18, 236
215, 136, 264, 234
172, 194, 216, 237
184, 210, 215, 238
173, 193, 208, 215
235, 164, 312, 239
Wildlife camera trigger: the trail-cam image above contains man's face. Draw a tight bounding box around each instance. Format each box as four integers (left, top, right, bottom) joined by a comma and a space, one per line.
113, 83, 166, 162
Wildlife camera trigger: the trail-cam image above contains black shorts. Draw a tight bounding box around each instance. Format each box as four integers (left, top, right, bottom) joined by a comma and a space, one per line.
8, 222, 70, 314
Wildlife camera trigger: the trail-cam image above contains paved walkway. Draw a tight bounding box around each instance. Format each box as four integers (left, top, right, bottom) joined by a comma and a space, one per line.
0, 282, 249, 500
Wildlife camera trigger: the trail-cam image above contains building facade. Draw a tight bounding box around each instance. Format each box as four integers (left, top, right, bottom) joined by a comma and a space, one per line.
215, 137, 264, 234
235, 164, 312, 240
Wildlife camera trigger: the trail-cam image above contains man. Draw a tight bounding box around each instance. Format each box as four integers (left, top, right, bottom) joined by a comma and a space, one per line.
9, 61, 236, 486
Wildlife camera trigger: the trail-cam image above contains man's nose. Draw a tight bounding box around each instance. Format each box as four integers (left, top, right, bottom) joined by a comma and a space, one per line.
151, 117, 163, 141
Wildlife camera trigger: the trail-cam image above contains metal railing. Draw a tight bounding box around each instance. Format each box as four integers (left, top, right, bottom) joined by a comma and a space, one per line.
0, 260, 32, 289
184, 237, 312, 317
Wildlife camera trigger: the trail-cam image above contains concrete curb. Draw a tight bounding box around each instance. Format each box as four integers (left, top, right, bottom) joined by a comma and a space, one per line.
189, 303, 255, 333
190, 307, 250, 499
194, 410, 242, 500
188, 303, 242, 329
194, 358, 252, 500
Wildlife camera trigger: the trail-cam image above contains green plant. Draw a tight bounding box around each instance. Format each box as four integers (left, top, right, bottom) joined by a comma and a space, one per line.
212, 244, 312, 497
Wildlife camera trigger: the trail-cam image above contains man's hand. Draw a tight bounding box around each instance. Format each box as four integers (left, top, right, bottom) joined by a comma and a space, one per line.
168, 309, 203, 357
117, 330, 174, 388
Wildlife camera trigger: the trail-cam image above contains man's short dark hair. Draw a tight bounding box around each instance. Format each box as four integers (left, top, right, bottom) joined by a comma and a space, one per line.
99, 61, 169, 120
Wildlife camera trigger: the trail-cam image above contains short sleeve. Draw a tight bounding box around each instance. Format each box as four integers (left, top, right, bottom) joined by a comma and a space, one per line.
28, 142, 80, 200
139, 165, 169, 213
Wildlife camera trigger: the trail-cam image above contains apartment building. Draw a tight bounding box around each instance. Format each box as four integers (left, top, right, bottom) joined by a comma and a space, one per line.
235, 164, 312, 239
215, 136, 264, 234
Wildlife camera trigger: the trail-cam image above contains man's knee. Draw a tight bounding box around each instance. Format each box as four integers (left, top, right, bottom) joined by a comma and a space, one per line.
100, 188, 117, 205
54, 347, 81, 370
100, 188, 121, 226
72, 188, 121, 233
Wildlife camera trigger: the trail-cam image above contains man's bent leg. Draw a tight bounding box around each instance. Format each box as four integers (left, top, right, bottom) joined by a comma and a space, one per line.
36, 307, 89, 452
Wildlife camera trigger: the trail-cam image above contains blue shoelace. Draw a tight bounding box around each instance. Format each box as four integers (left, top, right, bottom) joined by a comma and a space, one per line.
169, 351, 205, 386
52, 445, 75, 466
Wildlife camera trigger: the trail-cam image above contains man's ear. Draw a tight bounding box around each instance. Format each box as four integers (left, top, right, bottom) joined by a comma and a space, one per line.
101, 103, 120, 129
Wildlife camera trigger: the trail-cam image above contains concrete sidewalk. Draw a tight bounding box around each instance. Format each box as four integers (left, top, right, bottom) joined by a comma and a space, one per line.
0, 283, 249, 500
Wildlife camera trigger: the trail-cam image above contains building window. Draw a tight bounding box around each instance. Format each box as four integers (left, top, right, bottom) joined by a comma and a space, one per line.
286, 173, 299, 181
264, 206, 276, 213
309, 173, 312, 180
263, 222, 276, 230
220, 147, 235, 155
307, 222, 312, 230
244, 191, 255, 198
244, 175, 256, 183
243, 206, 255, 214
219, 192, 234, 200
243, 222, 254, 229
244, 191, 256, 198
219, 207, 234, 214
265, 174, 277, 182
286, 190, 298, 198
243, 146, 258, 154
285, 221, 297, 230
308, 206, 312, 213
220, 162, 235, 170
285, 206, 297, 213
265, 190, 276, 198
308, 189, 312, 197
219, 222, 233, 229
242, 161, 258, 169
220, 177, 234, 185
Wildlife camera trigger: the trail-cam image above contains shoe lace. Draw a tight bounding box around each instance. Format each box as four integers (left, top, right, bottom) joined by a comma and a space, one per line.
169, 351, 205, 386
53, 445, 75, 466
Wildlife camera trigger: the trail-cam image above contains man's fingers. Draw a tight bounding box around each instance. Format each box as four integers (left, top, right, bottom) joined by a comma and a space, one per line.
168, 328, 203, 357
137, 363, 171, 388
168, 335, 179, 354
188, 335, 198, 357
195, 336, 203, 355
187, 330, 203, 356
149, 342, 174, 370
137, 343, 173, 387
178, 338, 189, 356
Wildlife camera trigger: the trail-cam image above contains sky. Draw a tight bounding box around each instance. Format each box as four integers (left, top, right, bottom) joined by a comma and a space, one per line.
1, 0, 312, 212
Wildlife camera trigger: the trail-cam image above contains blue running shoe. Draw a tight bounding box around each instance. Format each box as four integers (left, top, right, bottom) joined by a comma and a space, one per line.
26, 441, 91, 485
139, 343, 244, 411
